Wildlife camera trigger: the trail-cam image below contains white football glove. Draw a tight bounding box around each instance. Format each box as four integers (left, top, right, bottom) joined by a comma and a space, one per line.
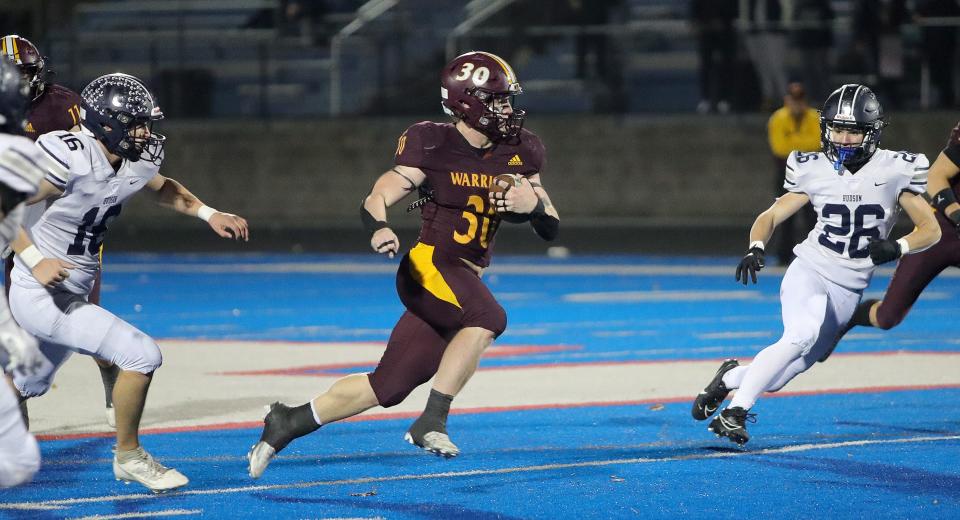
0, 317, 42, 377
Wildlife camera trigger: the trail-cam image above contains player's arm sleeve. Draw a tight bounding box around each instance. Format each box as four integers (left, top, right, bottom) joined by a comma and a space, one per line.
33, 133, 73, 190
903, 153, 929, 195
394, 122, 431, 168
782, 152, 805, 193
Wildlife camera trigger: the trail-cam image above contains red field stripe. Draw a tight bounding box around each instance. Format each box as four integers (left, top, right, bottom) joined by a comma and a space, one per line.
34, 382, 960, 442
217, 344, 582, 377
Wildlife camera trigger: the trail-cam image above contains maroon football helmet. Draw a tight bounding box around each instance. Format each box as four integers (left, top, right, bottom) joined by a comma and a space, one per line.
441, 51, 525, 140
1, 35, 46, 101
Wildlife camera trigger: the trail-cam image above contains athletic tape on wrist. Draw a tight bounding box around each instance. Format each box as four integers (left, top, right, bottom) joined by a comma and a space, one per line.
197, 205, 218, 222
19, 245, 43, 269
896, 238, 910, 255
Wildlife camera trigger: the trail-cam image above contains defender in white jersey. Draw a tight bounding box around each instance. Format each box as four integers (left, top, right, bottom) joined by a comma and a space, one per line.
0, 56, 47, 488
8, 73, 249, 492
691, 84, 941, 446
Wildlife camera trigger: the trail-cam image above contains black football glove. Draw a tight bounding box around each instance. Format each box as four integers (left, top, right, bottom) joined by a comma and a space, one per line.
867, 238, 902, 265
735, 247, 765, 285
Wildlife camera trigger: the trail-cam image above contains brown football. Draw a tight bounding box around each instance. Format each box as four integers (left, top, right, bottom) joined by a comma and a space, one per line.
489, 174, 529, 223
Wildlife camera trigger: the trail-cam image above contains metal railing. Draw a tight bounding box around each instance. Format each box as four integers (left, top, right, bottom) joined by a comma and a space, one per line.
329, 0, 398, 116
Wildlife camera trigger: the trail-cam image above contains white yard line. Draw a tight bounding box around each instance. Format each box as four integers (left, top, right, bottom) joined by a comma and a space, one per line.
70, 510, 203, 520
4, 434, 958, 511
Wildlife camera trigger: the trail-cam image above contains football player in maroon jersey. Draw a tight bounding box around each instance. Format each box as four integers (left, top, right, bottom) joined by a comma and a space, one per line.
824, 121, 960, 348
1, 34, 119, 428
248, 51, 560, 478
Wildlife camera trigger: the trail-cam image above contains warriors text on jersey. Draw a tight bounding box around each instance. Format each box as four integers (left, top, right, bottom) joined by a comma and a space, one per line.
23, 84, 82, 141
12, 129, 161, 295
784, 148, 928, 290
395, 121, 546, 267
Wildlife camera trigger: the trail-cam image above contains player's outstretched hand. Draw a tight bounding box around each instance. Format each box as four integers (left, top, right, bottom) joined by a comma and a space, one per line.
32, 258, 75, 288
490, 176, 538, 214
371, 227, 399, 259
735, 247, 765, 285
208, 212, 250, 241
867, 238, 902, 265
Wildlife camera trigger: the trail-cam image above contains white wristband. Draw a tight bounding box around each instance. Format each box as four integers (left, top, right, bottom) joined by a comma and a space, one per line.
749, 240, 765, 251
896, 238, 910, 255
18, 245, 44, 269
197, 205, 218, 222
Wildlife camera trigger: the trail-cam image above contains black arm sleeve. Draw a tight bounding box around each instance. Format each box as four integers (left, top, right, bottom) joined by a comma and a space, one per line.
529, 198, 559, 241
361, 201, 388, 234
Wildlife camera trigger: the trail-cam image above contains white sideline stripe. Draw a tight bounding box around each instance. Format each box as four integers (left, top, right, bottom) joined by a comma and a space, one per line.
102, 262, 744, 276
100, 262, 947, 277
4, 434, 958, 511
564, 290, 761, 302
71, 509, 203, 519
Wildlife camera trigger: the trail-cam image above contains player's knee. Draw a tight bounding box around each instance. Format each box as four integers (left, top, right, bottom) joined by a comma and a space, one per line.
0, 436, 40, 488
873, 304, 903, 330
368, 370, 425, 409
113, 332, 163, 374
15, 375, 52, 399
783, 334, 815, 357
370, 380, 413, 408
466, 304, 507, 338
376, 388, 410, 409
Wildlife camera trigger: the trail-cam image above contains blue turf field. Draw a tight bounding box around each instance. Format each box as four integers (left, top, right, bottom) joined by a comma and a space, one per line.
1, 253, 958, 519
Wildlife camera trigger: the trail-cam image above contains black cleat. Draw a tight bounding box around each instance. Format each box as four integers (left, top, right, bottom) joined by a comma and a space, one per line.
708, 407, 756, 446
247, 402, 297, 479
692, 359, 739, 420
258, 402, 299, 453
405, 414, 459, 458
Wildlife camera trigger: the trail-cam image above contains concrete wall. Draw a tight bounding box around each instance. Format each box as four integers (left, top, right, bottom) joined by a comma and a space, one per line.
113, 112, 959, 246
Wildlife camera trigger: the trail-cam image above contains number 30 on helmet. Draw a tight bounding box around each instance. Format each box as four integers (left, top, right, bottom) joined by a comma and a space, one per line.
440, 51, 525, 141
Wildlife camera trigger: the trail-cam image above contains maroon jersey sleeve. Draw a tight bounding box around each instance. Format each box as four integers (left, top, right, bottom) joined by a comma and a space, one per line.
24, 84, 82, 141
519, 129, 547, 178
395, 121, 445, 169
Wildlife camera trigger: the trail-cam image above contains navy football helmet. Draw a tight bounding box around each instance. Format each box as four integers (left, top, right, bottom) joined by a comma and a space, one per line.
80, 73, 164, 164
0, 56, 29, 134
820, 84, 886, 171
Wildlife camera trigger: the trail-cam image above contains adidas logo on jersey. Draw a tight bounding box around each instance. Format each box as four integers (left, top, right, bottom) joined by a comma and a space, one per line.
25, 122, 35, 133
507, 155, 523, 166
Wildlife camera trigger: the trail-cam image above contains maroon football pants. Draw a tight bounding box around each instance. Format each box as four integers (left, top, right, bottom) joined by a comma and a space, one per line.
368, 243, 506, 408
874, 215, 960, 329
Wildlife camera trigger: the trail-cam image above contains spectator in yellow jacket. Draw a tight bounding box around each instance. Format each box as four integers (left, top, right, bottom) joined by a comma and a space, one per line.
767, 82, 821, 264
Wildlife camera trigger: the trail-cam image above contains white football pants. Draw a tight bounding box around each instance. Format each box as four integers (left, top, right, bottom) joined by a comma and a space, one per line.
0, 376, 40, 488
8, 283, 162, 398
726, 257, 862, 410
